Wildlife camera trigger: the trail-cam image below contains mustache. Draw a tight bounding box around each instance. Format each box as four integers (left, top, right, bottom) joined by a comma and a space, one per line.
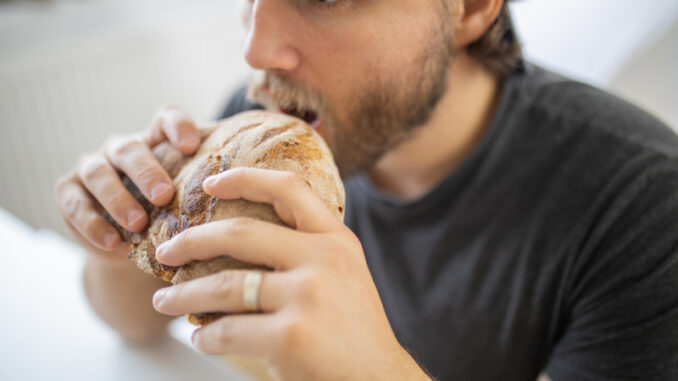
247, 71, 328, 114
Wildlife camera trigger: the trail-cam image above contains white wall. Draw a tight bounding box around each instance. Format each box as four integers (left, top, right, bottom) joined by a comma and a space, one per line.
609, 19, 678, 128
510, 0, 678, 87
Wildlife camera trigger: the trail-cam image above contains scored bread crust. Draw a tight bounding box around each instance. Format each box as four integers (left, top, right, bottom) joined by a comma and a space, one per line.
107, 111, 345, 325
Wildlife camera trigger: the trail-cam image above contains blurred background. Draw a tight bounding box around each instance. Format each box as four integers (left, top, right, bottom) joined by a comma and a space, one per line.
0, 0, 676, 236
0, 1, 676, 380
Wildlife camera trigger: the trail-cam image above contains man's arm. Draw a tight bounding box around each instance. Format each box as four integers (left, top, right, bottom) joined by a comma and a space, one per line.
83, 257, 174, 344
71, 83, 262, 344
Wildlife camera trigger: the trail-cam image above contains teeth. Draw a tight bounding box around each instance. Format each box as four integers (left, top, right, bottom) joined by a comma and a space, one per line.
280, 106, 317, 125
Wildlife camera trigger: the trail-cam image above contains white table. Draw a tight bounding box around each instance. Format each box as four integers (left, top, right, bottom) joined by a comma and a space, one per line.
0, 207, 253, 381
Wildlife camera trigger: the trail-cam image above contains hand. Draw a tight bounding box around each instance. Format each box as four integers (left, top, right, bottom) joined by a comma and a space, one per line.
55, 105, 201, 265
151, 168, 430, 380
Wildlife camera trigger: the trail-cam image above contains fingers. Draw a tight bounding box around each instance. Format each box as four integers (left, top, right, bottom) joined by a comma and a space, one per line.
76, 153, 148, 232
153, 270, 287, 316
155, 217, 310, 270
191, 314, 279, 357
202, 168, 342, 233
55, 174, 123, 251
57, 134, 173, 249
56, 104, 200, 255
104, 136, 174, 206
146, 105, 200, 155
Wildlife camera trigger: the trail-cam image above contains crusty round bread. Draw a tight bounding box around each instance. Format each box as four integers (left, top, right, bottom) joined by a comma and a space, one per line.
108, 111, 345, 325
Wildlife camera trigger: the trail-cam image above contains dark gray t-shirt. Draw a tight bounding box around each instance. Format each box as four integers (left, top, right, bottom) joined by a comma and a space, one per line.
220, 64, 678, 381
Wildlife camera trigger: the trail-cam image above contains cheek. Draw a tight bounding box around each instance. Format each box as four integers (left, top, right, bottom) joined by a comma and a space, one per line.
303, 17, 433, 109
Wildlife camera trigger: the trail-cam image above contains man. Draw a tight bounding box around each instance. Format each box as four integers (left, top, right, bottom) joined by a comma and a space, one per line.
55, 0, 678, 380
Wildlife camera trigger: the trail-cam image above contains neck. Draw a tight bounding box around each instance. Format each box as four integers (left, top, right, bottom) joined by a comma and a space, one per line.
367, 54, 501, 201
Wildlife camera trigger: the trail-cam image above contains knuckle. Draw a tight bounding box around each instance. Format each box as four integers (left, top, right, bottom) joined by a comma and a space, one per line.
315, 236, 343, 259
61, 193, 85, 222
315, 234, 343, 253
295, 273, 322, 305
82, 213, 105, 239
79, 160, 109, 184
54, 174, 73, 200
225, 217, 254, 236
107, 136, 143, 160
107, 190, 127, 206
280, 171, 306, 189
316, 236, 360, 275
229, 166, 249, 180
107, 192, 134, 217
134, 163, 163, 186
277, 315, 305, 350
148, 114, 163, 134
213, 272, 236, 300
152, 107, 169, 125
215, 318, 235, 346
175, 117, 195, 130
150, 107, 168, 126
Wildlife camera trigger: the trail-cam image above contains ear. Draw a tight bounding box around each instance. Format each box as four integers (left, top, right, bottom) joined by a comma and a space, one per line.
452, 0, 505, 49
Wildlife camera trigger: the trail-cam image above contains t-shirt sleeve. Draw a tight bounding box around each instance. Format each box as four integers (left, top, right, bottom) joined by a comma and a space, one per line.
545, 161, 678, 380
216, 82, 265, 120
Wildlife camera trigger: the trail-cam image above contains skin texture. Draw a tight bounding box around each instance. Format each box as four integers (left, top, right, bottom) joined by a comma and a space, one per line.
55, 0, 505, 379
153, 169, 425, 380
246, 1, 454, 177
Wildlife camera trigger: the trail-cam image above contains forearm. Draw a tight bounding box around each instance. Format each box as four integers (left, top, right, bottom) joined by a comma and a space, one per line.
83, 255, 174, 344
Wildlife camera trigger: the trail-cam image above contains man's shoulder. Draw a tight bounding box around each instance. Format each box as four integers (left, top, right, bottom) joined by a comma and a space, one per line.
497, 64, 678, 255
511, 63, 678, 160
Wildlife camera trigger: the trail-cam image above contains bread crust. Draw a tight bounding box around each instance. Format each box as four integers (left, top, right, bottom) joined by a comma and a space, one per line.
107, 111, 345, 325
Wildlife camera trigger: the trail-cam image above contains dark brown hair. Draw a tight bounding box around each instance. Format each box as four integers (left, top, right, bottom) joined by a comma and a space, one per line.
466, 0, 523, 76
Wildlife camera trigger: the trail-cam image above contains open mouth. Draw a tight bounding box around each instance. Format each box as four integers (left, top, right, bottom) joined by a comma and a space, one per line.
279, 106, 321, 129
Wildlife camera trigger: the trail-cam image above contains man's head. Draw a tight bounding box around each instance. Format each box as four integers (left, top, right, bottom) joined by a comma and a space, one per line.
244, 0, 521, 176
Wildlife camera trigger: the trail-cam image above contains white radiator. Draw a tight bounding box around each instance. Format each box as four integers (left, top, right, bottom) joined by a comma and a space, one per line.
0, 0, 249, 236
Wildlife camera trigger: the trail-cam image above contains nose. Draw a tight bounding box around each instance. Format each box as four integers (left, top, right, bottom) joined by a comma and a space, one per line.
243, 0, 301, 72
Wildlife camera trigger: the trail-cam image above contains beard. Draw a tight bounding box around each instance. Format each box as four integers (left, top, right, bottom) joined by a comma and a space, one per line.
247, 20, 453, 178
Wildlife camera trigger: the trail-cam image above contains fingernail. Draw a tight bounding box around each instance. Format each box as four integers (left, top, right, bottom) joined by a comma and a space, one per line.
126, 209, 146, 227
103, 232, 117, 248
191, 329, 199, 343
179, 134, 200, 150
155, 242, 167, 258
151, 182, 172, 201
154, 288, 168, 306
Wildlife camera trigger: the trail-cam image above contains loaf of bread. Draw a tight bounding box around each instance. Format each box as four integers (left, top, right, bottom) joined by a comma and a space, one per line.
107, 111, 345, 325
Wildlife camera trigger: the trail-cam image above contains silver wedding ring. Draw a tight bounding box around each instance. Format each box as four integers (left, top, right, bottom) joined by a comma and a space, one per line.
243, 271, 264, 312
